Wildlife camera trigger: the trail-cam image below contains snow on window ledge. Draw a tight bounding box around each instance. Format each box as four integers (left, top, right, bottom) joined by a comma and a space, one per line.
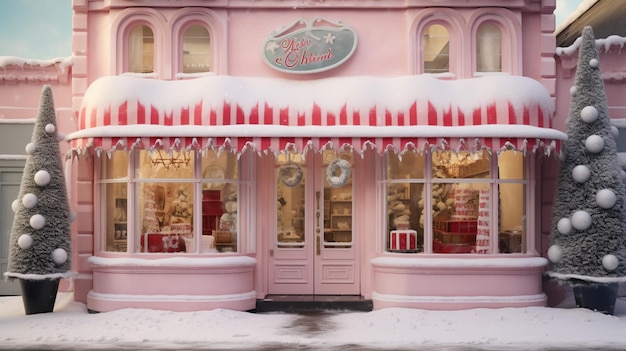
88, 255, 256, 268
371, 256, 548, 269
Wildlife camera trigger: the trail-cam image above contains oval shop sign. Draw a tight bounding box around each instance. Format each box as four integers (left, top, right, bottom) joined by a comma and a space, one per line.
262, 18, 358, 74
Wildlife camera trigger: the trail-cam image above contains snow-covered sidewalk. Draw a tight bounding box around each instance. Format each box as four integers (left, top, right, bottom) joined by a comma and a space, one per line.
1, 292, 626, 350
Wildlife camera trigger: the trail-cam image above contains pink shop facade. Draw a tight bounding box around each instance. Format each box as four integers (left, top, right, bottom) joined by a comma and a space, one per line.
2, 0, 585, 312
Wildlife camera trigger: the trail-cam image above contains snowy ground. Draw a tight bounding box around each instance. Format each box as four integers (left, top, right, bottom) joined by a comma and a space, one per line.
1, 291, 626, 350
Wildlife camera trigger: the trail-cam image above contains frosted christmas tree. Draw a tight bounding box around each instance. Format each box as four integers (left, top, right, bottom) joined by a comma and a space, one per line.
547, 27, 626, 313
4, 85, 74, 314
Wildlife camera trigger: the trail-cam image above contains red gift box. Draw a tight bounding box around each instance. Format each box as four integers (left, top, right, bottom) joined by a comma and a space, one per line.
390, 230, 418, 252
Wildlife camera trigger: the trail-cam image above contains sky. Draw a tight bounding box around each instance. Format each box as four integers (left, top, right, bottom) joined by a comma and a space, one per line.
0, 0, 586, 60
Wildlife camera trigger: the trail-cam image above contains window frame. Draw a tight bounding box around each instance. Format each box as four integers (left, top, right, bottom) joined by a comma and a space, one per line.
381, 149, 532, 255
469, 9, 522, 76
97, 149, 248, 255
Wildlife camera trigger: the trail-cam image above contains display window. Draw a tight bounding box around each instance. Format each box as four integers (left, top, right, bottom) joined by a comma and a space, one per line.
100, 149, 240, 254
384, 149, 527, 254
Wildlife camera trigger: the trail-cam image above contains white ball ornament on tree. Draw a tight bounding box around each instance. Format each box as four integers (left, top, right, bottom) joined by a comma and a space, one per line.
596, 189, 617, 209
585, 135, 604, 153
572, 165, 591, 183
45, 123, 56, 134
611, 126, 619, 138
11, 199, 20, 213
25, 142, 36, 155
602, 254, 619, 271
51, 248, 68, 265
589, 58, 599, 68
557, 217, 573, 234
21, 193, 38, 209
548, 245, 562, 263
580, 106, 598, 123
17, 234, 33, 250
569, 85, 577, 96
34, 170, 51, 186
571, 210, 592, 230
29, 214, 46, 230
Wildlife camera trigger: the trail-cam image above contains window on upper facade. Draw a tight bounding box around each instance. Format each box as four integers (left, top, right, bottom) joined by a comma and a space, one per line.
128, 25, 154, 73
182, 25, 211, 73
423, 24, 450, 74
476, 23, 502, 73
384, 149, 527, 254
100, 149, 241, 254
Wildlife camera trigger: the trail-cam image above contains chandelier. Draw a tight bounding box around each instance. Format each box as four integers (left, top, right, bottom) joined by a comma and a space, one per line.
151, 149, 192, 169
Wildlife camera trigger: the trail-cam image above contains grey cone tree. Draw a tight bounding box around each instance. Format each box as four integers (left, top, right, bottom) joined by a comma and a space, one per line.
547, 26, 626, 284
4, 85, 73, 281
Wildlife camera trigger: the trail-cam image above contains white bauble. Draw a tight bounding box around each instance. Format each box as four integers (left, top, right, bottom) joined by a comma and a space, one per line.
557, 217, 572, 234
602, 254, 619, 271
22, 193, 38, 209
590, 58, 599, 68
17, 234, 33, 250
29, 214, 46, 230
621, 169, 626, 182
569, 85, 577, 96
572, 165, 591, 183
571, 210, 592, 230
611, 126, 619, 138
34, 170, 51, 186
51, 248, 68, 265
585, 135, 604, 154
11, 199, 20, 213
45, 123, 56, 134
580, 106, 598, 123
70, 210, 77, 222
25, 142, 36, 155
548, 245, 562, 263
596, 189, 617, 209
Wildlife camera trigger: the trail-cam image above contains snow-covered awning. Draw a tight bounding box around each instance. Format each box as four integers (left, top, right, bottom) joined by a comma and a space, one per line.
67, 75, 566, 156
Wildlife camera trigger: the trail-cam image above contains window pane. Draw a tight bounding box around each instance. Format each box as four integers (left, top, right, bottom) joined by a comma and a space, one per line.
324, 151, 353, 249
276, 152, 305, 248
498, 150, 526, 253
128, 25, 154, 73
387, 152, 424, 253
423, 24, 449, 74
183, 25, 211, 73
201, 150, 239, 253
102, 151, 128, 252
477, 23, 502, 72
431, 150, 490, 254
136, 150, 194, 179
137, 183, 194, 253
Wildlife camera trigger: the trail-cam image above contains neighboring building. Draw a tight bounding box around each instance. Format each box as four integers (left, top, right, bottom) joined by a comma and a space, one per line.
2, 0, 573, 312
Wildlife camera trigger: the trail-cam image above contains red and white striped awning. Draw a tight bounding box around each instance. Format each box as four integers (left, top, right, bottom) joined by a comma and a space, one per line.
68, 75, 566, 156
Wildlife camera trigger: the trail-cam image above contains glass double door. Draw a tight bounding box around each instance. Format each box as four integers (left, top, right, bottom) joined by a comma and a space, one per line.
268, 150, 359, 295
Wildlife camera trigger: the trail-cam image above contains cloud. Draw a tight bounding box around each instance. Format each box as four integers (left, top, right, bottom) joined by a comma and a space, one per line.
554, 0, 584, 26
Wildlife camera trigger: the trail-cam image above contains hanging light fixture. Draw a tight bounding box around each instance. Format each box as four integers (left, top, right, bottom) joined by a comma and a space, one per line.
151, 149, 191, 169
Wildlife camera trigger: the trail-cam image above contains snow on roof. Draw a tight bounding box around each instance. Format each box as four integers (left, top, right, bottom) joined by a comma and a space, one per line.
0, 56, 73, 71
80, 74, 554, 124
557, 34, 626, 56
555, 0, 599, 35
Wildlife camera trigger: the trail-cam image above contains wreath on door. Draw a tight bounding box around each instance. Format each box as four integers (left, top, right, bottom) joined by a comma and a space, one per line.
327, 159, 351, 187
279, 162, 303, 187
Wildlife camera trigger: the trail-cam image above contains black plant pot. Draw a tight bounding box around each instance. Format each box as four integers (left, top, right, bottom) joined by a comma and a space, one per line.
572, 281, 619, 315
19, 278, 60, 315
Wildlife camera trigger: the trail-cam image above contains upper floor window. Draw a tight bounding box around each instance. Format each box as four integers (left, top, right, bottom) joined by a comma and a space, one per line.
423, 24, 450, 74
182, 25, 211, 73
476, 23, 502, 73
128, 25, 154, 73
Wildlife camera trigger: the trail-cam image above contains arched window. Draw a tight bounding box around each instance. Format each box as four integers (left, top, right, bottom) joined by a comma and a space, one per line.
423, 24, 450, 74
128, 25, 154, 73
476, 23, 502, 72
182, 25, 211, 73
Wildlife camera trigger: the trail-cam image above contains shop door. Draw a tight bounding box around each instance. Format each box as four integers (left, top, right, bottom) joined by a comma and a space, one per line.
268, 150, 359, 295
